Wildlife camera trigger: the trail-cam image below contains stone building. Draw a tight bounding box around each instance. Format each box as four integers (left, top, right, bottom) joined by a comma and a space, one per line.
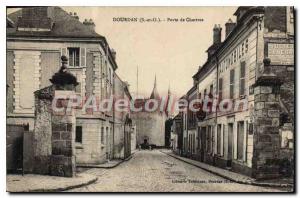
114, 74, 136, 159
170, 113, 183, 154
180, 6, 294, 179
132, 77, 167, 147
6, 7, 134, 165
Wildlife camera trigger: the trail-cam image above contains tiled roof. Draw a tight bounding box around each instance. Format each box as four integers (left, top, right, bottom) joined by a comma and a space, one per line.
7, 7, 103, 39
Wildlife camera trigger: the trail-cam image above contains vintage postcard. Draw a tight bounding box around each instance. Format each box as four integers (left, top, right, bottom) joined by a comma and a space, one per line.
6, 6, 295, 192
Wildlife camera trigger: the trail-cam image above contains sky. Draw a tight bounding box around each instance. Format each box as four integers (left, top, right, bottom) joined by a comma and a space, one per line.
8, 6, 237, 98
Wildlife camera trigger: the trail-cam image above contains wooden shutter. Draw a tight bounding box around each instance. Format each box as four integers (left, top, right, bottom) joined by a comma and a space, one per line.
240, 61, 246, 96
80, 48, 86, 67
61, 48, 67, 57
218, 78, 223, 100
61, 48, 68, 65
230, 69, 235, 99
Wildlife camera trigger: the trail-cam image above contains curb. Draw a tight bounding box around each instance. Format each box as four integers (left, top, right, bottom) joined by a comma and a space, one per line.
9, 175, 98, 192
161, 151, 293, 189
77, 152, 135, 169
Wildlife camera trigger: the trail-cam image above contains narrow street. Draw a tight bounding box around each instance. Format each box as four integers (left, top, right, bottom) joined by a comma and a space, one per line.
68, 150, 284, 192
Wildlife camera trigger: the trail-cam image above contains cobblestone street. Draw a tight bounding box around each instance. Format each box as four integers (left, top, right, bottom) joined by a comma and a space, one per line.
68, 150, 286, 192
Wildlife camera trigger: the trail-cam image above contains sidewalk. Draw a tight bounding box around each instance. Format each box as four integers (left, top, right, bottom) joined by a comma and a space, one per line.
160, 150, 293, 188
77, 150, 137, 169
7, 173, 97, 192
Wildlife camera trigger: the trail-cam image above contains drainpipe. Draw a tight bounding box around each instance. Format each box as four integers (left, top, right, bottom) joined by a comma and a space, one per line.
214, 56, 219, 162
123, 119, 126, 159
112, 73, 115, 159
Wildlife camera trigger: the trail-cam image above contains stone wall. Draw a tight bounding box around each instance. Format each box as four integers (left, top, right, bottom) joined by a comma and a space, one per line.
252, 82, 281, 179
133, 111, 166, 147
50, 90, 76, 177
32, 86, 76, 177
75, 119, 107, 164
32, 86, 53, 174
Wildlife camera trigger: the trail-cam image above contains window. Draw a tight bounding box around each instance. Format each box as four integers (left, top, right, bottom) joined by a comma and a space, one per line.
217, 124, 222, 155
197, 127, 201, 150
75, 126, 82, 143
237, 121, 245, 160
245, 39, 248, 53
218, 78, 223, 101
239, 61, 246, 96
209, 84, 213, 95
106, 127, 109, 145
242, 43, 245, 56
230, 69, 235, 99
68, 48, 80, 67
234, 50, 237, 63
101, 127, 104, 144
207, 126, 211, 153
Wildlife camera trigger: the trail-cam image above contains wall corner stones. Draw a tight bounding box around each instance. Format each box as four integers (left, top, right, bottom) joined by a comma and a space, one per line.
252, 69, 283, 179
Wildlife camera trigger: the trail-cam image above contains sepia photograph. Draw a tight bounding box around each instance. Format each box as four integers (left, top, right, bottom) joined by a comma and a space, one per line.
5, 4, 295, 193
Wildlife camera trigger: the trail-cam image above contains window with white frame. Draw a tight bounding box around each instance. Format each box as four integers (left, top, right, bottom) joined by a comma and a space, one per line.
61, 47, 86, 67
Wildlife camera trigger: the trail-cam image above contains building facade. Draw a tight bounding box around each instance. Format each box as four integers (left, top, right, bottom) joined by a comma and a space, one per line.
6, 7, 134, 165
114, 74, 136, 159
176, 6, 294, 179
132, 77, 167, 147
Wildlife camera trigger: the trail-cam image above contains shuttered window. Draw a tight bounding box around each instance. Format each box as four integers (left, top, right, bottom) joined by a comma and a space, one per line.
61, 47, 86, 67
101, 127, 104, 144
230, 69, 235, 99
239, 61, 246, 96
75, 126, 82, 143
237, 121, 245, 160
217, 124, 222, 155
80, 48, 86, 67
218, 78, 223, 101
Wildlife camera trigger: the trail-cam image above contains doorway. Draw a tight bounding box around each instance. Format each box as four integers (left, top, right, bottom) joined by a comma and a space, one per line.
200, 127, 206, 162
227, 123, 233, 167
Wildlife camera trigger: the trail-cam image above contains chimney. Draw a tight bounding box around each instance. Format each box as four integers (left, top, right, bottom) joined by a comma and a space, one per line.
213, 24, 222, 44
225, 18, 236, 38
17, 7, 54, 31
111, 48, 116, 60
83, 18, 95, 31
234, 6, 252, 23
70, 12, 79, 20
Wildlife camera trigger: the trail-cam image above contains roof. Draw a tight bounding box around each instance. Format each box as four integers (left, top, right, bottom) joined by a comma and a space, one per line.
186, 85, 197, 96
193, 6, 264, 81
150, 75, 160, 100
233, 6, 253, 16
7, 7, 119, 70
7, 7, 103, 38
